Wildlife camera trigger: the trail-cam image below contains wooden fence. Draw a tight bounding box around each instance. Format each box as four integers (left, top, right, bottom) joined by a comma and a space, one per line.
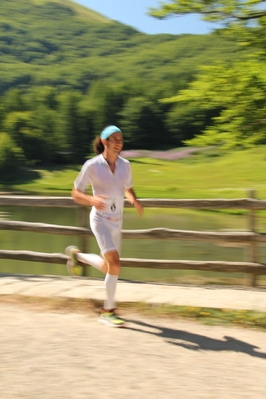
0, 190, 266, 286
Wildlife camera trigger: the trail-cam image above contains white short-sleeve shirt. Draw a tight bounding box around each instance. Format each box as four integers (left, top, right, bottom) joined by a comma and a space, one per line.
74, 154, 133, 219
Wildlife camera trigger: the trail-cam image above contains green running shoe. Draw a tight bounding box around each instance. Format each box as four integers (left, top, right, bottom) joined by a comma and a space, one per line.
65, 245, 82, 276
98, 310, 126, 328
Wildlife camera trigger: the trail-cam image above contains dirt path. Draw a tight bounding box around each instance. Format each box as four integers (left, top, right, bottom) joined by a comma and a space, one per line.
1, 302, 266, 399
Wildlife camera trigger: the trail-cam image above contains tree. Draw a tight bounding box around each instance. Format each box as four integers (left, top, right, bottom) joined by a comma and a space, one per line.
150, 0, 266, 148
149, 1, 266, 26
2, 110, 51, 164
166, 60, 266, 148
119, 97, 166, 149
3, 89, 27, 113
86, 81, 126, 133
0, 133, 23, 181
166, 101, 221, 146
149, 0, 266, 56
57, 91, 93, 163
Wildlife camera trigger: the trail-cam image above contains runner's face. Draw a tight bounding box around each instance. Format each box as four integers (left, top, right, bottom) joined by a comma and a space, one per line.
107, 132, 124, 153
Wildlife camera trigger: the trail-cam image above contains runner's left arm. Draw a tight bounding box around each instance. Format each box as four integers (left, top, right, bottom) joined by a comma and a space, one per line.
125, 188, 143, 217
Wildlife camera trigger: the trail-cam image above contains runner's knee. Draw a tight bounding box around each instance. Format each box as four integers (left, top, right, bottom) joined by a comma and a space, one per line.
104, 251, 121, 275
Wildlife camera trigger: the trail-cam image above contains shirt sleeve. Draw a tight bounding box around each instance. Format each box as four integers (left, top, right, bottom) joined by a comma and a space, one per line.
124, 161, 133, 189
74, 161, 92, 193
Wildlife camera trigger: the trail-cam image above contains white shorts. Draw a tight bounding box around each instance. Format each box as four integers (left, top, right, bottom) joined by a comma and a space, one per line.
90, 211, 122, 255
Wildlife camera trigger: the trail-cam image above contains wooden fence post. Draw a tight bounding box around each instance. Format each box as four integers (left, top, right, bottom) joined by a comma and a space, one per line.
77, 206, 89, 277
246, 189, 257, 287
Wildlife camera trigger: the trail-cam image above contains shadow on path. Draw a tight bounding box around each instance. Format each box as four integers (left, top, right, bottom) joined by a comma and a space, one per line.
127, 319, 266, 359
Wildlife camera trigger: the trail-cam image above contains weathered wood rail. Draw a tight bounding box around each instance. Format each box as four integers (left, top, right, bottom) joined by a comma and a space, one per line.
0, 191, 266, 286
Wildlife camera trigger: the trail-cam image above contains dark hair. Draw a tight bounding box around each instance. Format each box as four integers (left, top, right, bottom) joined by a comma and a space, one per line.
93, 136, 104, 154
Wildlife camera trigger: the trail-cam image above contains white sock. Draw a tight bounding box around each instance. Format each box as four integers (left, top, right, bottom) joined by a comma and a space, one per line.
104, 274, 118, 310
77, 253, 105, 272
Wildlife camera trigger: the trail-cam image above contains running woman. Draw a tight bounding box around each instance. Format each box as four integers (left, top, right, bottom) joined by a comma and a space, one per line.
65, 125, 143, 327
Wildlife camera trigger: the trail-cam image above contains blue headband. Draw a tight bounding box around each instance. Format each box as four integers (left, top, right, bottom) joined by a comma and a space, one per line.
101, 125, 122, 140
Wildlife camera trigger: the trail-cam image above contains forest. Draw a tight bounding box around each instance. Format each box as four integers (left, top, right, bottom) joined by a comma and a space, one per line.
0, 0, 265, 180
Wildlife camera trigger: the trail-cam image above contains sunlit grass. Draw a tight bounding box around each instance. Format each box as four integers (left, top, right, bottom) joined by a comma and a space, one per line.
131, 147, 266, 199
128, 303, 266, 331
1, 147, 266, 200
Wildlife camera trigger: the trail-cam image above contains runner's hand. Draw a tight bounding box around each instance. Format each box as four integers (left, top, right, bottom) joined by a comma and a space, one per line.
134, 200, 144, 217
91, 195, 109, 210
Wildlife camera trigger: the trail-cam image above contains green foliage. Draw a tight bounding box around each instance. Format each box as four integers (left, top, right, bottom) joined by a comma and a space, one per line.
0, 0, 242, 94
119, 97, 165, 149
0, 132, 23, 180
56, 91, 93, 163
165, 102, 221, 146
0, 0, 263, 167
163, 59, 266, 148
151, 0, 266, 149
149, 0, 266, 26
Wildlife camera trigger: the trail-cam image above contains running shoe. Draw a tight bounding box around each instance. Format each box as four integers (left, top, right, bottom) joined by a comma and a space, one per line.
98, 310, 126, 328
65, 245, 82, 276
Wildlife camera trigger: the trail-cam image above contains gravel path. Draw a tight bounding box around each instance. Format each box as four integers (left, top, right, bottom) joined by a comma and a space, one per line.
1, 302, 266, 399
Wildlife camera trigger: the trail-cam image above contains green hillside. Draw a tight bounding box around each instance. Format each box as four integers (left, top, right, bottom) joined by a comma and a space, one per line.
1, 0, 111, 24
0, 0, 255, 173
0, 0, 244, 94
50, 0, 112, 22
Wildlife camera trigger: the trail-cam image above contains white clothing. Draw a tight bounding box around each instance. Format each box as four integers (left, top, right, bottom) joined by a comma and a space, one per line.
104, 274, 118, 309
90, 212, 122, 254
74, 154, 133, 254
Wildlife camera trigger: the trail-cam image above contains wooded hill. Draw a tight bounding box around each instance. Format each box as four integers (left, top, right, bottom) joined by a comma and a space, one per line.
0, 0, 251, 179
0, 0, 242, 94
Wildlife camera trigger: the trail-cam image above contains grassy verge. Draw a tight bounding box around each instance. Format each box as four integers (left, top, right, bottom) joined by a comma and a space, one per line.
1, 295, 266, 331
125, 302, 266, 331
1, 147, 266, 200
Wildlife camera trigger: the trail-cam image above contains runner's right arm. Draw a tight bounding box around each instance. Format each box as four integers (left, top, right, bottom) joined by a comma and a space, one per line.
71, 188, 107, 210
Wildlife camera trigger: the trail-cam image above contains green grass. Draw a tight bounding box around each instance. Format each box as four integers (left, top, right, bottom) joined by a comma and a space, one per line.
1, 147, 266, 200
128, 303, 266, 331
130, 147, 266, 199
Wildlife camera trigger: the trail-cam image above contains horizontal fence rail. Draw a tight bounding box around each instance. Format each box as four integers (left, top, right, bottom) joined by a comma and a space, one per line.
1, 195, 266, 209
1, 220, 266, 244
0, 193, 266, 286
0, 250, 265, 275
